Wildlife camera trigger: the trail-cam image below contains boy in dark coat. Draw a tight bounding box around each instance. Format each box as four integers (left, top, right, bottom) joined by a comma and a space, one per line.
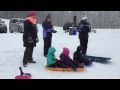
73, 46, 93, 66
42, 14, 57, 57
78, 15, 91, 55
23, 11, 38, 67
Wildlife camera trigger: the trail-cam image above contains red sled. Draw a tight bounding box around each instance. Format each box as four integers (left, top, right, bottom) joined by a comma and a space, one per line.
15, 67, 32, 79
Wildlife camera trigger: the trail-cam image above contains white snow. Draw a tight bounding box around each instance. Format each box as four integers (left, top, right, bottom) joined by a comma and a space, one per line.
0, 19, 120, 79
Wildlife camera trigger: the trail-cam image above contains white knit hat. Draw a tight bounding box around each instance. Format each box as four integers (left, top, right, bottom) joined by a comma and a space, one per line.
82, 16, 88, 20
82, 14, 88, 20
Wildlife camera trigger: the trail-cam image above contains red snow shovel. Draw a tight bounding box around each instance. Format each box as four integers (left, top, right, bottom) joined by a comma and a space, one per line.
15, 67, 32, 79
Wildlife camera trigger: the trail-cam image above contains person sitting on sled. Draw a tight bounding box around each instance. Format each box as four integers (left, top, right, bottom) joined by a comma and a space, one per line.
73, 46, 93, 66
59, 48, 84, 68
47, 47, 66, 68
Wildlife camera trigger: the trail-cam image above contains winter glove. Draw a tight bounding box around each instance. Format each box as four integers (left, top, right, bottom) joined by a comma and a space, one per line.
91, 30, 96, 33
28, 36, 34, 43
36, 37, 39, 43
52, 30, 57, 33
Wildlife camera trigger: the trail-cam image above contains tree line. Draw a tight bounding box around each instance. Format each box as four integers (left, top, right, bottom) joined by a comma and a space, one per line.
0, 11, 120, 29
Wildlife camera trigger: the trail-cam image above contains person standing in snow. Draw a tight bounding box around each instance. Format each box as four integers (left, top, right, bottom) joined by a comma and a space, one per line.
23, 11, 38, 67
42, 14, 57, 57
78, 14, 91, 55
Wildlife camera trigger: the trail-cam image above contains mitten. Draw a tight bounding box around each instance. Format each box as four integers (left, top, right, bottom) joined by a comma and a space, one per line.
36, 37, 39, 43
28, 36, 34, 43
52, 30, 57, 33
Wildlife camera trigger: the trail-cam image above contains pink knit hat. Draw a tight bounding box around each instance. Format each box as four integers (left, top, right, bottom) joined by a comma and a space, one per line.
29, 11, 36, 17
62, 48, 70, 56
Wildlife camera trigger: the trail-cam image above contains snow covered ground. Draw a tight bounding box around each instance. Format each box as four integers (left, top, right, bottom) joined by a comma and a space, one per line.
0, 19, 120, 79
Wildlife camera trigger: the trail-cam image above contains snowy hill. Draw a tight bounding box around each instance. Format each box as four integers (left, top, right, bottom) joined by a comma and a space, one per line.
0, 19, 120, 79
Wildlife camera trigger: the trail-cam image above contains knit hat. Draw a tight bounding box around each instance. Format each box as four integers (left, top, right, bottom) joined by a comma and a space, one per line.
29, 11, 36, 17
62, 48, 70, 56
82, 14, 88, 20
82, 16, 88, 20
46, 14, 51, 19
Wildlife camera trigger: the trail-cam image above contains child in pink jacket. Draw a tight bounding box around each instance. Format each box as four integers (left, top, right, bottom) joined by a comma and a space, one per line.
59, 48, 84, 68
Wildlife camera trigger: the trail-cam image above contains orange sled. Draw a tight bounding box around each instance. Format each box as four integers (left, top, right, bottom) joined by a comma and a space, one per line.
45, 67, 84, 72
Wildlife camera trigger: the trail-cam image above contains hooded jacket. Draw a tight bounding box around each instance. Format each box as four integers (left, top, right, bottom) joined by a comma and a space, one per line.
73, 46, 87, 63
47, 47, 56, 66
60, 48, 80, 68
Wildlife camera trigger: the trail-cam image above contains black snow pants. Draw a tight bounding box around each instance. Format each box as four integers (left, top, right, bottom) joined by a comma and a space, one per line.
43, 38, 52, 56
80, 39, 88, 55
23, 47, 34, 63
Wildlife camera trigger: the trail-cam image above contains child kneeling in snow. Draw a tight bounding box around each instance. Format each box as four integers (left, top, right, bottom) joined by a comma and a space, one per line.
47, 47, 67, 68
73, 46, 93, 66
59, 48, 84, 68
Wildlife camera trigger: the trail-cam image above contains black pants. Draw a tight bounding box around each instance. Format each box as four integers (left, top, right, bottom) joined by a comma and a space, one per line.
80, 39, 88, 55
23, 47, 34, 63
43, 38, 52, 56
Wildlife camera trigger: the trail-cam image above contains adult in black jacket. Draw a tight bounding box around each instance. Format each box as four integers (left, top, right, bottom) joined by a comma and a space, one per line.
23, 11, 38, 67
78, 15, 91, 55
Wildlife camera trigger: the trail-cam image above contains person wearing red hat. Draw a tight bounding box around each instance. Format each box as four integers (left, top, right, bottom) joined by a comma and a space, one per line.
23, 11, 39, 67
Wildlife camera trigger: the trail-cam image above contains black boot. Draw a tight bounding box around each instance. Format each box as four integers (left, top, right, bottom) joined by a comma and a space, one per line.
28, 58, 36, 63
23, 47, 31, 67
28, 61, 36, 63
23, 60, 28, 67
44, 54, 47, 57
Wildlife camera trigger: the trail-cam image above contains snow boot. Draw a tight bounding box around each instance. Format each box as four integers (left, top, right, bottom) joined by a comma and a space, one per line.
23, 62, 28, 67
28, 61, 36, 63
44, 54, 47, 57
85, 59, 93, 66
23, 59, 28, 67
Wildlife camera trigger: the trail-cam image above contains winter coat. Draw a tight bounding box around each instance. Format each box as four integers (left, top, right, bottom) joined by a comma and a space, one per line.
60, 48, 83, 68
78, 20, 91, 40
60, 53, 79, 68
23, 17, 38, 47
42, 21, 53, 39
47, 47, 56, 66
73, 46, 87, 64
